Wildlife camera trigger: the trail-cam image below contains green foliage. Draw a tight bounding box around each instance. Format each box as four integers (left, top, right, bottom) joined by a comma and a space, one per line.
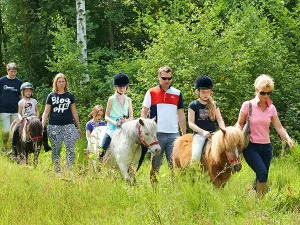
106, 0, 300, 142
1, 1, 300, 224
0, 0, 76, 84
1, 0, 299, 142
0, 139, 299, 224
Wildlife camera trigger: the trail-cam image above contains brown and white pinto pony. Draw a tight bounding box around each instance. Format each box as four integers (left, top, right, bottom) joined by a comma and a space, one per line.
10, 116, 43, 167
172, 126, 245, 188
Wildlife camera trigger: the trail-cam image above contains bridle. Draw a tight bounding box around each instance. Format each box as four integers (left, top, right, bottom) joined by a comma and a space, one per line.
28, 133, 43, 142
21, 116, 43, 142
220, 133, 240, 167
138, 124, 159, 148
225, 151, 240, 166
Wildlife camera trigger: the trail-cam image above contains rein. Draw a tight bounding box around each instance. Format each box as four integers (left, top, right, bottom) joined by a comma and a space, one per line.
138, 123, 159, 148
212, 141, 241, 181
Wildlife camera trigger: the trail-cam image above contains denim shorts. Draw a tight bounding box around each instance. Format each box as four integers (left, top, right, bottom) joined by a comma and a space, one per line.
0, 113, 18, 132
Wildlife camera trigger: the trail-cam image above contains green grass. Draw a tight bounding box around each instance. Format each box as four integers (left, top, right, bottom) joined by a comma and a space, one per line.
0, 138, 299, 225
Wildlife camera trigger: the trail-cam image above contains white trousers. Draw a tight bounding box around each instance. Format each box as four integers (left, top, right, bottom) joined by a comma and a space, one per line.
191, 133, 206, 163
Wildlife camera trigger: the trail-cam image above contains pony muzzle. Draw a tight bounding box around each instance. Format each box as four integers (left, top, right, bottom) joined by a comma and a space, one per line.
148, 145, 161, 156
233, 163, 242, 172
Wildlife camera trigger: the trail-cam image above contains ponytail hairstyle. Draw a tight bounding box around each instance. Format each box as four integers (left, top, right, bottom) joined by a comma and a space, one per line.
206, 96, 216, 121
195, 90, 216, 121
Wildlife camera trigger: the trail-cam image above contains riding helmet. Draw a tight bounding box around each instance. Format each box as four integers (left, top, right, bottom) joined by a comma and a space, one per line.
20, 82, 34, 91
194, 75, 213, 90
114, 73, 129, 86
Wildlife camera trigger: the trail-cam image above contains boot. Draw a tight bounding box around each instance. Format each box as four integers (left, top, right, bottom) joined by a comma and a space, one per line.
43, 128, 52, 152
43, 143, 52, 152
98, 147, 105, 162
256, 181, 267, 197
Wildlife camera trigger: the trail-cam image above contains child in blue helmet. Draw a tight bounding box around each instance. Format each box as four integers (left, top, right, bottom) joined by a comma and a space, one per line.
99, 73, 134, 158
11, 82, 52, 153
188, 75, 226, 165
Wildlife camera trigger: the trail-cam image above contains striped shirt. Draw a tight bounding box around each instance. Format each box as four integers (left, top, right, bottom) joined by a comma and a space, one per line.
142, 85, 184, 133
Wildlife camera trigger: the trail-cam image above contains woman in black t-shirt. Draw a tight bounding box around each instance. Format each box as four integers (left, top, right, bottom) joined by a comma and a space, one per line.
42, 73, 82, 177
188, 75, 225, 166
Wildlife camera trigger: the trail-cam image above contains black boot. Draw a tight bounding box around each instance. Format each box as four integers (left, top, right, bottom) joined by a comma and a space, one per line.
43, 143, 52, 152
43, 128, 52, 152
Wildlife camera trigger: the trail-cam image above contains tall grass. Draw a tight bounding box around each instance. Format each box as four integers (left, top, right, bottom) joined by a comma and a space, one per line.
0, 138, 299, 225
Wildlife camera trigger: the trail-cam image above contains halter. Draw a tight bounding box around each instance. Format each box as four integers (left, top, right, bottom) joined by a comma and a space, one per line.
138, 124, 159, 148
29, 133, 43, 142
224, 150, 240, 166
22, 117, 43, 143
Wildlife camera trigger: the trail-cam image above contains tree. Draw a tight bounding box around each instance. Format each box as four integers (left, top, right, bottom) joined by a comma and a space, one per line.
76, 0, 89, 82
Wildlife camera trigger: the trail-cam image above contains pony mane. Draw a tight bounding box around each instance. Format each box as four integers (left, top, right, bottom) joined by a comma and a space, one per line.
115, 118, 157, 142
21, 117, 42, 142
21, 119, 28, 142
210, 126, 245, 163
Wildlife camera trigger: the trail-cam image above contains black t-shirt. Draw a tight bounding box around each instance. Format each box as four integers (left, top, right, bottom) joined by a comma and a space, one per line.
0, 76, 22, 113
46, 92, 75, 125
188, 99, 219, 133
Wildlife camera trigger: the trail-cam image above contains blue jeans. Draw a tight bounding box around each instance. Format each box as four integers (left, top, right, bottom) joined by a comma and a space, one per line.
152, 132, 179, 171
243, 142, 272, 183
100, 133, 111, 151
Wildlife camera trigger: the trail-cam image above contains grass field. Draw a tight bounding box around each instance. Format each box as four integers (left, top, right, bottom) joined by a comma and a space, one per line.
0, 138, 299, 225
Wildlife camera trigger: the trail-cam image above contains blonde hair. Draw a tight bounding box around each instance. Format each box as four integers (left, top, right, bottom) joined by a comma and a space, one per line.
52, 73, 68, 93
88, 105, 104, 118
158, 65, 172, 75
254, 74, 274, 90
7, 62, 18, 71
207, 96, 216, 120
196, 90, 216, 120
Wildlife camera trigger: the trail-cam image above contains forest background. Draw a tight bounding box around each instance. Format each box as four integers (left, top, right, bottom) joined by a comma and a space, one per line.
0, 1, 300, 224
0, 0, 299, 152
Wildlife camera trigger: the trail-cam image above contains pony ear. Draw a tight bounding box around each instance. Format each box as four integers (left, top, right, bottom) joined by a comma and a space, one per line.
220, 128, 226, 135
139, 118, 145, 126
152, 116, 156, 121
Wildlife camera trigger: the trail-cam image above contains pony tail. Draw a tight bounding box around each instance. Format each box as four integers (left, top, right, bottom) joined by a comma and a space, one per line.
21, 119, 28, 142
207, 96, 216, 120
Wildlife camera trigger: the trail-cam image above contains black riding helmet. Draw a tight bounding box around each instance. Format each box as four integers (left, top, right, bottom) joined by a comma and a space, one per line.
194, 75, 213, 90
114, 73, 129, 86
20, 82, 34, 91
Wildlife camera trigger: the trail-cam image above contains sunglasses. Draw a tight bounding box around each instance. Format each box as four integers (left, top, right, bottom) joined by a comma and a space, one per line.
259, 91, 272, 96
160, 76, 172, 81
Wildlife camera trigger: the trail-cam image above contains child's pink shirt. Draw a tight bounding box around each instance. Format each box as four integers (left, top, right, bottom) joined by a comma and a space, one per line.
240, 97, 277, 144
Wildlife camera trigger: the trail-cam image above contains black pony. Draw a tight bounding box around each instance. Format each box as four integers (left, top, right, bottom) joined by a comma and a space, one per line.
10, 116, 43, 167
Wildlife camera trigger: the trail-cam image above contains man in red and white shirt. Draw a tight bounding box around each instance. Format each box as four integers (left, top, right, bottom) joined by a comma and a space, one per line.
140, 66, 186, 183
